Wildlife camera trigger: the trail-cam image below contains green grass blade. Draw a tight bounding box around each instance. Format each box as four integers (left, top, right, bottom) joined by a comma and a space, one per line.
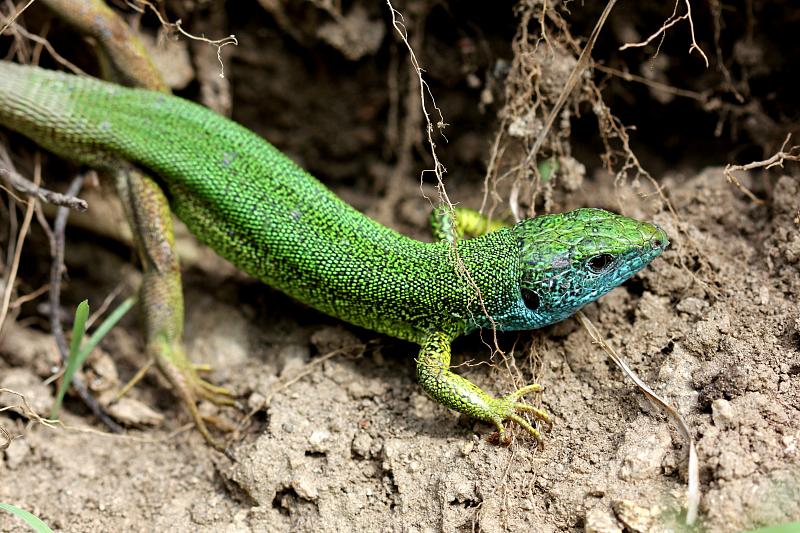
0, 503, 54, 533
74, 296, 136, 371
51, 299, 90, 418
49, 297, 135, 419
746, 523, 800, 533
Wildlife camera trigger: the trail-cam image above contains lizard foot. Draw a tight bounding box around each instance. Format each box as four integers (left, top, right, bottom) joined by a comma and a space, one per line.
154, 341, 238, 450
114, 359, 236, 406
484, 383, 551, 448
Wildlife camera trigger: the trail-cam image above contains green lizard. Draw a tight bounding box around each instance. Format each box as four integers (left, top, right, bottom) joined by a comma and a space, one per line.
0, 60, 668, 446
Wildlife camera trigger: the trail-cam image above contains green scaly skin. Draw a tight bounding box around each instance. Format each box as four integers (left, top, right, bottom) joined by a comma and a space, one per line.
0, 61, 669, 444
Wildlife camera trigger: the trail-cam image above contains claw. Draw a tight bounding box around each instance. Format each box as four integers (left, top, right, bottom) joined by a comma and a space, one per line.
193, 376, 236, 406
191, 363, 214, 373
513, 403, 552, 429
488, 383, 551, 448
506, 413, 544, 445
201, 413, 237, 433
503, 383, 544, 401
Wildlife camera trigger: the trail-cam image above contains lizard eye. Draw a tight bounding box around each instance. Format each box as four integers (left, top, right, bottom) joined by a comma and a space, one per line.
587, 253, 615, 273
521, 288, 541, 310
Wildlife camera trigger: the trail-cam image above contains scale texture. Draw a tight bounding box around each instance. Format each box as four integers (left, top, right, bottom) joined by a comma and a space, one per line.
0, 61, 669, 441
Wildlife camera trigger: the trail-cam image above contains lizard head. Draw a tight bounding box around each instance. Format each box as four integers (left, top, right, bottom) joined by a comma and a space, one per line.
487, 208, 668, 331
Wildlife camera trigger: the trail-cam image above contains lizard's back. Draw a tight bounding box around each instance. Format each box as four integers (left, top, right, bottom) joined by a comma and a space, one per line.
0, 62, 520, 341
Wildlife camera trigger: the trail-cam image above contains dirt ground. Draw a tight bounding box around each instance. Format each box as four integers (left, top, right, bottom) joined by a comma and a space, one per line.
1, 1, 799, 532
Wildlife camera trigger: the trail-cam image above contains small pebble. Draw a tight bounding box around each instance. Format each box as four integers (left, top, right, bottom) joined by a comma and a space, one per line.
352, 432, 373, 458
308, 429, 331, 453
712, 398, 736, 428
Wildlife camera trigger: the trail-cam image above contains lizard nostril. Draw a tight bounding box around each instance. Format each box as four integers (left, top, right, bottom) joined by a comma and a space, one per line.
652, 239, 663, 249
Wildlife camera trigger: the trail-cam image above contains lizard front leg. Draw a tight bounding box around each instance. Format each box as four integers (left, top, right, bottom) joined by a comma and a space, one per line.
416, 331, 550, 445
429, 206, 511, 243
114, 166, 233, 449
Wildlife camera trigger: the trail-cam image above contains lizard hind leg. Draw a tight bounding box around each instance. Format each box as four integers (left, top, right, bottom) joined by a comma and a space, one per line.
114, 166, 234, 449
38, 0, 234, 448
416, 332, 550, 446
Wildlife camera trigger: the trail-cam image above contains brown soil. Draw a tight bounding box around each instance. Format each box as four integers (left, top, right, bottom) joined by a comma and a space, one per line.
1, 1, 799, 532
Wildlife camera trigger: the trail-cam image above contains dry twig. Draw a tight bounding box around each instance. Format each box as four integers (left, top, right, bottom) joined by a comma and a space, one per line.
0, 8, 86, 74
0, 153, 39, 336
526, 0, 618, 187
9, 282, 49, 310
724, 133, 800, 204
0, 0, 35, 37
384, 0, 448, 204
619, 0, 709, 67
127, 0, 238, 78
0, 387, 178, 446
594, 63, 708, 102
0, 387, 58, 457
0, 166, 88, 211
576, 311, 700, 525
384, 0, 501, 352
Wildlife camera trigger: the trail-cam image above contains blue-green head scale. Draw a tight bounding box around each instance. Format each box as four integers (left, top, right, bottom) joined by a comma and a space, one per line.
468, 208, 669, 332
